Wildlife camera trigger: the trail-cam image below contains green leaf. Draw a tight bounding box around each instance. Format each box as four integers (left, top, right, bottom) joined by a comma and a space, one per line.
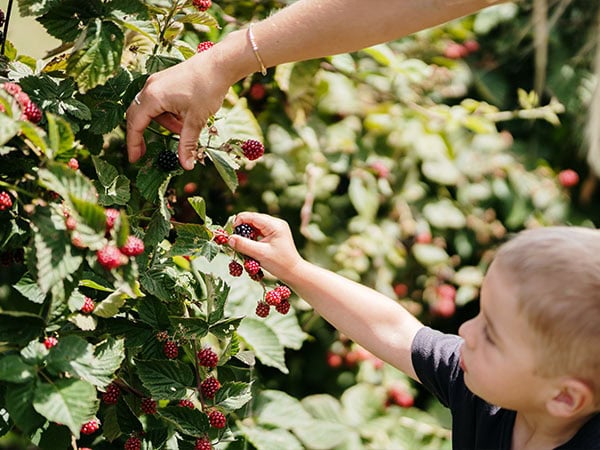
237, 318, 288, 374
136, 164, 173, 203
187, 196, 206, 222
422, 200, 466, 229
69, 196, 107, 234
93, 289, 127, 318
137, 296, 172, 330
238, 424, 303, 450
38, 422, 72, 450
33, 378, 98, 437
0, 114, 21, 146
159, 407, 209, 437
205, 148, 239, 193
177, 12, 219, 27
168, 317, 208, 339
14, 274, 46, 304
146, 55, 182, 73
0, 355, 35, 383
68, 313, 98, 331
144, 209, 171, 248
46, 113, 75, 157
215, 382, 253, 412
92, 156, 131, 205
18, 0, 60, 17
66, 19, 124, 92
170, 224, 211, 256
136, 360, 195, 400
38, 162, 98, 204
5, 382, 46, 434
19, 121, 49, 154
102, 401, 143, 441
0, 312, 45, 346
263, 312, 307, 351
209, 317, 243, 340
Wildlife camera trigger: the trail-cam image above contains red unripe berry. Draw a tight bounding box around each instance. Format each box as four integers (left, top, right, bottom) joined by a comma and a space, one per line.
23, 101, 42, 123
387, 387, 415, 408
326, 351, 343, 368
443, 42, 468, 59
255, 301, 270, 318
81, 297, 95, 314
241, 139, 265, 161
0, 191, 12, 211
124, 436, 142, 450
43, 336, 58, 349
264, 289, 282, 306
208, 410, 226, 429
102, 383, 121, 405
80, 419, 100, 435
120, 235, 145, 256
192, 0, 212, 11
213, 229, 229, 245
275, 285, 291, 300
275, 300, 291, 315
436, 284, 456, 302
431, 298, 456, 318
163, 340, 179, 359
178, 399, 195, 409
67, 158, 79, 170
2, 82, 21, 96
197, 41, 215, 53
105, 208, 120, 230
97, 245, 126, 270
249, 83, 266, 101
243, 258, 261, 276
558, 169, 579, 188
197, 347, 219, 368
393, 283, 409, 298
228, 260, 243, 277
183, 182, 198, 194
369, 160, 390, 179
141, 397, 157, 415
65, 215, 77, 231
463, 39, 480, 53
200, 376, 221, 399
195, 437, 212, 450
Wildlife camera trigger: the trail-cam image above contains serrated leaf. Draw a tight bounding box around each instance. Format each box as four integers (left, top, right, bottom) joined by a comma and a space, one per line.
38, 162, 97, 204
69, 313, 98, 331
66, 19, 124, 92
187, 196, 206, 221
18, 0, 59, 16
93, 290, 127, 318
263, 311, 307, 351
33, 378, 98, 437
5, 381, 45, 434
205, 148, 239, 193
170, 223, 211, 255
237, 318, 287, 374
158, 407, 209, 437
14, 273, 46, 304
209, 316, 242, 340
19, 121, 48, 154
102, 400, 143, 441
146, 55, 182, 73
0, 312, 45, 346
167, 317, 208, 339
144, 209, 171, 248
69, 196, 107, 233
215, 382, 252, 412
136, 360, 195, 400
136, 164, 172, 203
46, 113, 75, 157
0, 355, 35, 383
177, 12, 219, 27
137, 296, 172, 331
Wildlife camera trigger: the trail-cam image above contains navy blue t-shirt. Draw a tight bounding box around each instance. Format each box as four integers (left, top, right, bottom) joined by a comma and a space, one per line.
411, 327, 600, 450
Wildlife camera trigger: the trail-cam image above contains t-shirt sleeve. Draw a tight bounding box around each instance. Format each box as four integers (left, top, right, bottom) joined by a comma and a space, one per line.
411, 326, 464, 409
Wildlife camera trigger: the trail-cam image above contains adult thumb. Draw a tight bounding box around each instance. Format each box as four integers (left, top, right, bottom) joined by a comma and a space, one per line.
228, 235, 262, 260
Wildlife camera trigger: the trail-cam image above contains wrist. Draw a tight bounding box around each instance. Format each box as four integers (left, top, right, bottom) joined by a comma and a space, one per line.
211, 28, 265, 84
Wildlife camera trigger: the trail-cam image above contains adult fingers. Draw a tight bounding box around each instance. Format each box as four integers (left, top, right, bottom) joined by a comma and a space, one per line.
126, 100, 153, 163
154, 112, 184, 135
177, 114, 204, 170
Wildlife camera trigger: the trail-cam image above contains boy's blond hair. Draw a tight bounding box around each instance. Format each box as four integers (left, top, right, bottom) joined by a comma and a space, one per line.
494, 226, 600, 403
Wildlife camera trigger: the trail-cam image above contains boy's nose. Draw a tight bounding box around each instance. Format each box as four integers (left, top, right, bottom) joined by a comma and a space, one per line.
458, 318, 476, 349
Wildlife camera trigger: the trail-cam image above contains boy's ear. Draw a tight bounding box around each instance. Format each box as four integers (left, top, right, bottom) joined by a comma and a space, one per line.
546, 378, 594, 418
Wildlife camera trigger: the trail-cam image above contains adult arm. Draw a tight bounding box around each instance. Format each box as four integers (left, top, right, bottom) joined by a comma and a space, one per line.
126, 0, 505, 169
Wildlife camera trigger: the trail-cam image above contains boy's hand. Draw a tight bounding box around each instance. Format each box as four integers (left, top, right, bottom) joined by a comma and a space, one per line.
228, 212, 304, 282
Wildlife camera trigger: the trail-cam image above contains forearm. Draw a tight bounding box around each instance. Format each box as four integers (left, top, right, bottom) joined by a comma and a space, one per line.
281, 259, 423, 380
214, 0, 506, 83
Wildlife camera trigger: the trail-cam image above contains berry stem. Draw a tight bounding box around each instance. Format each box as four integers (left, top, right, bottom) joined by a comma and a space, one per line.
0, 180, 35, 199
152, 0, 182, 56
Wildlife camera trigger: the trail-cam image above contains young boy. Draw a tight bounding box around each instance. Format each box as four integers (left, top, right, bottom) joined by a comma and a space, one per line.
228, 212, 600, 449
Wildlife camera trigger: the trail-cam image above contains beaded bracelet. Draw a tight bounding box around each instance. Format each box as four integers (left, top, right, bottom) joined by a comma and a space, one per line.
247, 23, 267, 76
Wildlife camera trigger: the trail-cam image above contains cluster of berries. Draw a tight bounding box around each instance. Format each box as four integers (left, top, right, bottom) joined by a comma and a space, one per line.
0, 191, 12, 211
197, 41, 214, 53
124, 436, 142, 450
102, 382, 121, 405
80, 419, 100, 435
1, 82, 43, 123
256, 285, 292, 318
192, 0, 212, 12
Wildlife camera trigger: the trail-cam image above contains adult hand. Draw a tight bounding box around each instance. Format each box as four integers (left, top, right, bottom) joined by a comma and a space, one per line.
126, 50, 234, 170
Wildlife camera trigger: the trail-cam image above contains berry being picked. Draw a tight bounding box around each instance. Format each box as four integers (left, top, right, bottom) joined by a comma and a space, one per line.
120, 235, 145, 257
43, 336, 58, 349
105, 208, 120, 230
264, 289, 282, 306
178, 399, 195, 409
195, 437, 212, 450
275, 300, 291, 315
81, 297, 95, 314
234, 223, 258, 240
197, 347, 218, 368
157, 150, 180, 172
80, 419, 100, 435
67, 158, 79, 170
228, 260, 243, 277
0, 191, 12, 211
275, 285, 291, 300
23, 101, 42, 124
255, 301, 270, 318
141, 397, 157, 415
163, 340, 179, 359
212, 229, 229, 245
200, 376, 221, 399
192, 0, 212, 11
243, 257, 261, 276
102, 383, 121, 405
124, 436, 142, 450
97, 245, 126, 270
208, 410, 226, 429
241, 139, 265, 161
197, 41, 215, 53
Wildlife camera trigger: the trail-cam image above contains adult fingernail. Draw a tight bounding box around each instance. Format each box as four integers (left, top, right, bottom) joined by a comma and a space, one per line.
185, 157, 196, 170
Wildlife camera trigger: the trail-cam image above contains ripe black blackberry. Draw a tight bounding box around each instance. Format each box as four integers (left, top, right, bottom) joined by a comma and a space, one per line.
157, 150, 180, 171
234, 223, 258, 240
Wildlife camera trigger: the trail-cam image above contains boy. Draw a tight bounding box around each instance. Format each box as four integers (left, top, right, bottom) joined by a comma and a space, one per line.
228, 212, 600, 449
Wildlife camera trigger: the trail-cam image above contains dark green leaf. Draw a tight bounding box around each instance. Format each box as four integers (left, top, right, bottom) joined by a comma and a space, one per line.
146, 55, 182, 73
170, 223, 210, 255
0, 355, 35, 383
69, 196, 107, 234
38, 422, 71, 450
14, 273, 47, 304
187, 196, 206, 222
144, 209, 171, 248
158, 406, 209, 437
215, 382, 253, 412
18, 0, 60, 17
37, 0, 104, 40
46, 113, 75, 158
0, 114, 21, 146
205, 148, 239, 193
5, 382, 45, 434
207, 278, 231, 323
167, 317, 209, 339
136, 360, 195, 400
136, 163, 172, 203
33, 378, 98, 437
210, 317, 243, 340
0, 312, 45, 346
137, 296, 172, 330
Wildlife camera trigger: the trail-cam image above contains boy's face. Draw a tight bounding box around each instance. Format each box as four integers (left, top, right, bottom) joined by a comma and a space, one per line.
458, 262, 549, 410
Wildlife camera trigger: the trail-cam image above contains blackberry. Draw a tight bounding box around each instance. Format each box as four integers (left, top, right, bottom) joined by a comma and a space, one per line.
200, 376, 220, 399
275, 300, 291, 315
234, 223, 258, 240
141, 398, 157, 415
197, 347, 218, 368
208, 410, 226, 429
124, 436, 142, 450
102, 383, 121, 405
255, 302, 270, 318
157, 150, 180, 171
241, 139, 265, 161
228, 260, 243, 277
195, 437, 212, 450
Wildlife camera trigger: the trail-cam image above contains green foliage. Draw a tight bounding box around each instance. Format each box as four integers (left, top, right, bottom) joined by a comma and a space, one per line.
0, 1, 592, 449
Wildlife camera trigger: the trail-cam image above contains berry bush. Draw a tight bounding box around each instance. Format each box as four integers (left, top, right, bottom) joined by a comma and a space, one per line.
0, 1, 593, 449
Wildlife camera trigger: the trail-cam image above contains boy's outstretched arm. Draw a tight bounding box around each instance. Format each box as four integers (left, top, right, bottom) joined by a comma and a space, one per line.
228, 212, 424, 381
